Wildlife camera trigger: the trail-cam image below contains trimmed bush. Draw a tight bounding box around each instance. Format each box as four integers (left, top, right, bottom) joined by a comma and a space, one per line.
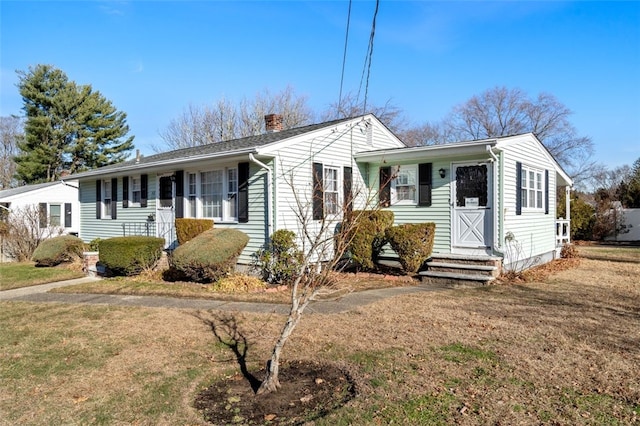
99, 236, 165, 276
170, 228, 249, 283
386, 222, 436, 273
175, 218, 214, 245
346, 210, 395, 270
31, 235, 85, 267
253, 229, 303, 285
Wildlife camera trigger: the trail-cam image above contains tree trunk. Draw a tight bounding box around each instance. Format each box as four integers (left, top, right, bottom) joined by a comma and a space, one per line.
256, 307, 302, 395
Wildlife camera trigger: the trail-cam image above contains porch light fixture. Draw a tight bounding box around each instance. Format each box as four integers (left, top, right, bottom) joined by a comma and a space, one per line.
439, 168, 446, 178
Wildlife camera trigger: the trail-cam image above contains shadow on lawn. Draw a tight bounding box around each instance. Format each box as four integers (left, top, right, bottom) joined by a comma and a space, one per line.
192, 311, 262, 393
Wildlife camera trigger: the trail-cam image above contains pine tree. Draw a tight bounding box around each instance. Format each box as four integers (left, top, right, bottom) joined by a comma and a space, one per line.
14, 65, 134, 183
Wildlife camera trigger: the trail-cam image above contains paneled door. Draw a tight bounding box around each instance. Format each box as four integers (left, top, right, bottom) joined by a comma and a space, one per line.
451, 163, 493, 254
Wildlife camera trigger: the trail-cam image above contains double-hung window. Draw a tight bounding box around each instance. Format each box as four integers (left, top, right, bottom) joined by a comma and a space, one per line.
49, 204, 61, 226
188, 173, 197, 217
103, 180, 112, 218
392, 166, 417, 204
521, 166, 544, 210
324, 166, 340, 215
131, 176, 141, 205
194, 167, 239, 222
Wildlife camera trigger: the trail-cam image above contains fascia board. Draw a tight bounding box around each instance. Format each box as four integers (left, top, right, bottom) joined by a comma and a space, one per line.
355, 140, 497, 163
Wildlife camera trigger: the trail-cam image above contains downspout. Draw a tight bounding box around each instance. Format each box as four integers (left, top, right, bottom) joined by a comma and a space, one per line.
486, 145, 504, 256
249, 153, 274, 239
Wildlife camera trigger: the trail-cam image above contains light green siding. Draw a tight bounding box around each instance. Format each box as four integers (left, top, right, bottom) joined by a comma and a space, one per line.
79, 175, 158, 243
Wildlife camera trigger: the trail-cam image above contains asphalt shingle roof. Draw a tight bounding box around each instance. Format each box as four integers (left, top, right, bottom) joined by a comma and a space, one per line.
74, 117, 356, 178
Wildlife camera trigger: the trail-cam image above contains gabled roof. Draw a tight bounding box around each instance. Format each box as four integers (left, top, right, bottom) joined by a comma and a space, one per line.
0, 180, 76, 200
71, 116, 360, 179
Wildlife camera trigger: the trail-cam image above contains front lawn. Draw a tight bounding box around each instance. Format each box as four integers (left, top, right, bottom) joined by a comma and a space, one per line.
1, 253, 638, 425
0, 262, 85, 291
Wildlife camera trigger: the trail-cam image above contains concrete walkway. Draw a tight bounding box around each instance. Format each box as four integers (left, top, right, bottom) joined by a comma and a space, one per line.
0, 277, 445, 314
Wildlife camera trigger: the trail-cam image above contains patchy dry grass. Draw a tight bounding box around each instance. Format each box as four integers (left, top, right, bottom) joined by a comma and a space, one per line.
50, 271, 417, 304
0, 262, 84, 291
1, 253, 638, 425
577, 243, 640, 263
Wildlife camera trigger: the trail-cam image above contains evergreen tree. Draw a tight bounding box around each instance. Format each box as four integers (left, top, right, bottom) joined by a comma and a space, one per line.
14, 64, 134, 183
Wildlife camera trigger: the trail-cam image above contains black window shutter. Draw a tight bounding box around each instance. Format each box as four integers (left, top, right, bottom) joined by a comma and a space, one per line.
545, 169, 549, 215
418, 163, 433, 206
64, 203, 72, 228
516, 162, 522, 216
238, 162, 250, 223
312, 162, 324, 220
96, 180, 102, 219
111, 177, 118, 220
175, 170, 184, 219
379, 166, 391, 208
140, 174, 148, 208
343, 166, 353, 214
122, 176, 129, 208
38, 203, 47, 228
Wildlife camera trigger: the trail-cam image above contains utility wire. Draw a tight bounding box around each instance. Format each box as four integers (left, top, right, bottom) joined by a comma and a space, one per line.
337, 0, 352, 117
362, 0, 379, 114
356, 0, 379, 115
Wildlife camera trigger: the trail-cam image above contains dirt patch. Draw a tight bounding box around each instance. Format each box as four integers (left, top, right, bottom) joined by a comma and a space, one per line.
194, 360, 357, 425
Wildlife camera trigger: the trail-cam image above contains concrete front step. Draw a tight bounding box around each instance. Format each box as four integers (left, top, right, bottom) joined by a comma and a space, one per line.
419, 270, 496, 288
425, 261, 500, 278
429, 253, 502, 267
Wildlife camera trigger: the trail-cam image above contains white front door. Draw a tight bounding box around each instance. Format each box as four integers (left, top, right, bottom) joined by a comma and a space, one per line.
156, 175, 176, 249
451, 162, 493, 255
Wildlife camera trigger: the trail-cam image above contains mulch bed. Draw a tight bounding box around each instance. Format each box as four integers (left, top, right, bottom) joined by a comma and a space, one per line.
194, 360, 357, 425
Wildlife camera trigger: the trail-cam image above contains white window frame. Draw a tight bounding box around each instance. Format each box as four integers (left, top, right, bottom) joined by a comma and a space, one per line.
129, 176, 142, 207
391, 165, 417, 205
324, 166, 340, 216
185, 165, 239, 222
103, 179, 112, 219
49, 204, 61, 227
521, 165, 544, 211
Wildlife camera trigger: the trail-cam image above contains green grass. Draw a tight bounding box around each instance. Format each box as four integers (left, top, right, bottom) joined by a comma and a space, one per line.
0, 262, 84, 290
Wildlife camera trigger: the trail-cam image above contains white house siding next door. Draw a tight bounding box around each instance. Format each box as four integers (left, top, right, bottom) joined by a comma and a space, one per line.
156, 175, 176, 249
451, 162, 493, 255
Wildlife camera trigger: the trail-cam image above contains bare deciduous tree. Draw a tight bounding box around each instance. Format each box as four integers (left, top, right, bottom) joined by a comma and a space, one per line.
1, 204, 63, 261
156, 86, 314, 152
256, 168, 379, 395
406, 86, 595, 185
0, 116, 23, 189
322, 92, 408, 134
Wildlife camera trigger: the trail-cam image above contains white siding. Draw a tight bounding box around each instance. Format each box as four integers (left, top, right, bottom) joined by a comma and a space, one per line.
0, 182, 80, 236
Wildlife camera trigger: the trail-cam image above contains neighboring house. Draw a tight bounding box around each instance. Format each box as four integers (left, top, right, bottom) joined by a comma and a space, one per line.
0, 180, 80, 262
71, 114, 572, 277
355, 133, 573, 271
71, 114, 405, 264
0, 180, 80, 234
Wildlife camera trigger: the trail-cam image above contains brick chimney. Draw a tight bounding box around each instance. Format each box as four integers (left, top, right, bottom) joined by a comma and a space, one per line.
264, 114, 283, 132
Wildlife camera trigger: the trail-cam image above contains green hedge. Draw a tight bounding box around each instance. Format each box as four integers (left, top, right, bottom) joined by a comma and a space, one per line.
253, 229, 303, 285
31, 235, 85, 267
346, 210, 395, 270
170, 228, 249, 283
175, 218, 214, 245
99, 236, 165, 276
386, 223, 436, 273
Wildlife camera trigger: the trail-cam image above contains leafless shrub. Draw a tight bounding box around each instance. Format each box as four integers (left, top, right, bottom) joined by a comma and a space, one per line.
1, 204, 63, 261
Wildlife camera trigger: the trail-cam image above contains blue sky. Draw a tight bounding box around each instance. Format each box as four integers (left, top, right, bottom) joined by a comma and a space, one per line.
1, 1, 639, 170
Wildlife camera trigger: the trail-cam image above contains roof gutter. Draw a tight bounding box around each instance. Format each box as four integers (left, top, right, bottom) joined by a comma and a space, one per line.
249, 153, 274, 239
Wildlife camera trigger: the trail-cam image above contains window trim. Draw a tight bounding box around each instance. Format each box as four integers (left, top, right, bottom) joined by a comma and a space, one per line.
323, 165, 341, 216
185, 165, 239, 222
102, 179, 112, 219
390, 165, 418, 205
49, 204, 62, 227
520, 165, 545, 212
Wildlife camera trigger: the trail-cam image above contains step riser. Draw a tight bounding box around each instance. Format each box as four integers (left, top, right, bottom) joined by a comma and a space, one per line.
421, 276, 492, 288
428, 266, 498, 277
429, 257, 501, 268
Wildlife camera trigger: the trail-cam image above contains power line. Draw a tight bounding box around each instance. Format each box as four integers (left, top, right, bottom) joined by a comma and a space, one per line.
356, 0, 379, 115
337, 0, 352, 117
